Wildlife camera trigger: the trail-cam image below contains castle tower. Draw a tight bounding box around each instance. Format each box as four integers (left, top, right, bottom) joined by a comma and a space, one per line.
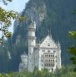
28, 20, 36, 72
57, 41, 61, 69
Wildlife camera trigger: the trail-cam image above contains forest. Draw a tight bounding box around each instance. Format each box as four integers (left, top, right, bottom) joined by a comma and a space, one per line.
0, 65, 76, 77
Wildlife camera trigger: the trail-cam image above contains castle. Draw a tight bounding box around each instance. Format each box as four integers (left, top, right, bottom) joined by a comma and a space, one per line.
19, 20, 61, 72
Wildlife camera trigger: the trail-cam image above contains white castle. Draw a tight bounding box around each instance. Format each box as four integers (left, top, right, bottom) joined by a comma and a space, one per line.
19, 20, 61, 72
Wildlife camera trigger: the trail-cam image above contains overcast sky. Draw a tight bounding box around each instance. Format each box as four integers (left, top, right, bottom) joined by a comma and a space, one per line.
0, 0, 29, 33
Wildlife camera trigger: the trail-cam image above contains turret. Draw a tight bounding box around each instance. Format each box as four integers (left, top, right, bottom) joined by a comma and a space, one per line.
28, 21, 36, 47
28, 20, 36, 72
57, 41, 61, 69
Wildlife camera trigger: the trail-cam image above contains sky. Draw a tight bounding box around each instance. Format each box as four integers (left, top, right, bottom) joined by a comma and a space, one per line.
0, 0, 29, 34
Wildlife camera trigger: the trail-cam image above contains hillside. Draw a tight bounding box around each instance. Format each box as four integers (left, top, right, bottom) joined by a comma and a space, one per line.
12, 0, 76, 65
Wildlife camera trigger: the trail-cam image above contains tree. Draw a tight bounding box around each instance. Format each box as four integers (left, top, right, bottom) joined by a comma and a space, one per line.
68, 10, 76, 68
1, 0, 12, 5
0, 0, 16, 45
0, 0, 26, 45
68, 31, 76, 67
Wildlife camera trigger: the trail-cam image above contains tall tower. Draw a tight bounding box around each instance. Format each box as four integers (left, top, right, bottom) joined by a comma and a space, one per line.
57, 42, 61, 69
28, 20, 36, 72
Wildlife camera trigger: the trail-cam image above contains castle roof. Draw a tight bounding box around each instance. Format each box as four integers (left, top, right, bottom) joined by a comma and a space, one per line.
39, 35, 58, 48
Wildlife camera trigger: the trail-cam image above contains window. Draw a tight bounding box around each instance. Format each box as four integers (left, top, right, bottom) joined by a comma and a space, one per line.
48, 44, 50, 46
45, 64, 46, 66
51, 64, 54, 66
48, 50, 50, 52
51, 55, 54, 57
52, 55, 54, 57
49, 60, 50, 62
47, 64, 48, 66
41, 59, 43, 62
45, 64, 48, 66
45, 55, 48, 57
49, 55, 50, 57
54, 51, 56, 52
53, 60, 54, 62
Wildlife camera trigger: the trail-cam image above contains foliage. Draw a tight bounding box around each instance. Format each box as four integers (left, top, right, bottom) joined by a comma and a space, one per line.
0, 0, 26, 72
2, 0, 12, 4
0, 0, 26, 45
0, 0, 17, 45
0, 66, 76, 77
69, 31, 76, 39
68, 31, 76, 66
0, 0, 15, 45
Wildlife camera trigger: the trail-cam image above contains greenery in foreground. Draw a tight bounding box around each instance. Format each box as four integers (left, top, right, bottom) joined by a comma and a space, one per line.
0, 65, 76, 77
69, 31, 76, 65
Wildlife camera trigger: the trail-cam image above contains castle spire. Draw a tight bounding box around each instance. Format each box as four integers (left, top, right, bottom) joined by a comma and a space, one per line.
47, 30, 52, 38
48, 30, 50, 35
57, 41, 61, 49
